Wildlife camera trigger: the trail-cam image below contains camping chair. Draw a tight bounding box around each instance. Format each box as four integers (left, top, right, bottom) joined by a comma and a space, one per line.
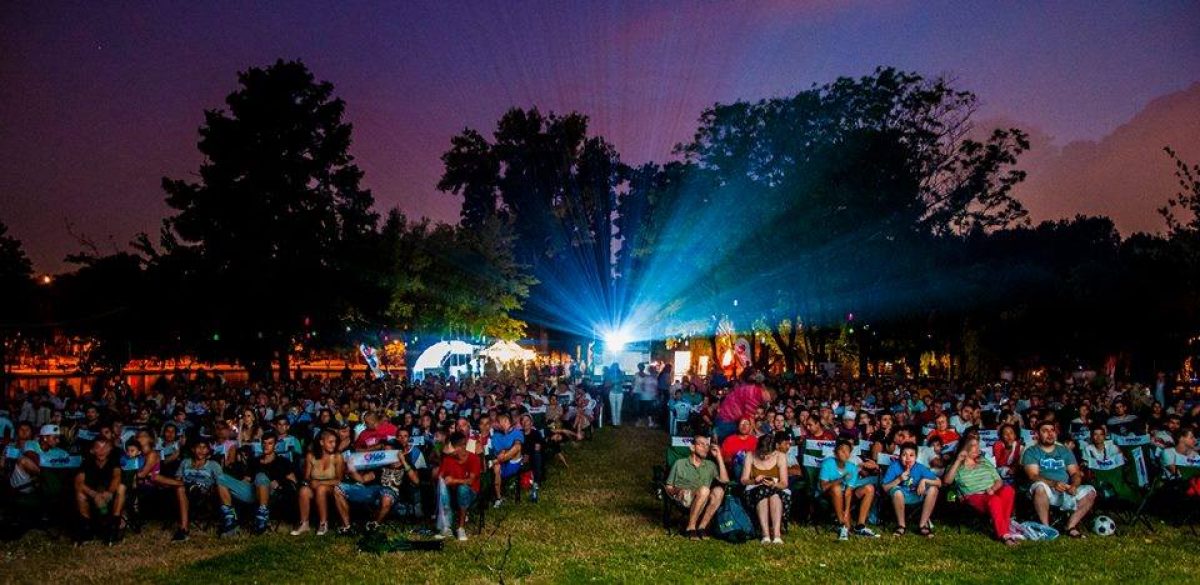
656, 438, 698, 533
801, 440, 837, 531
1138, 460, 1200, 534
1109, 436, 1159, 531
1085, 441, 1152, 531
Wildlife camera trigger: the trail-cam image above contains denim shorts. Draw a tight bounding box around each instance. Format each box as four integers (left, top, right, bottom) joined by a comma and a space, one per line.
338, 482, 398, 506
451, 484, 476, 510
887, 487, 924, 506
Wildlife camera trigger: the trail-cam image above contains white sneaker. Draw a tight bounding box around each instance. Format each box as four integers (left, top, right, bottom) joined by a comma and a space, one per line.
772, 537, 783, 545
837, 526, 849, 541
492, 498, 504, 509
761, 536, 771, 544
455, 528, 468, 541
289, 522, 309, 536
316, 522, 329, 536
853, 526, 880, 538
434, 529, 452, 540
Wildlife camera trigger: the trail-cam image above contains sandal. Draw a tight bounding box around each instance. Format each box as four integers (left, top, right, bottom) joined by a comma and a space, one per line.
918, 525, 933, 538
893, 526, 907, 537
685, 529, 701, 541
1067, 527, 1086, 539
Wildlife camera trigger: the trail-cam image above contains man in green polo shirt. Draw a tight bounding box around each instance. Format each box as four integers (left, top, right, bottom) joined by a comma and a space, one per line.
665, 434, 729, 539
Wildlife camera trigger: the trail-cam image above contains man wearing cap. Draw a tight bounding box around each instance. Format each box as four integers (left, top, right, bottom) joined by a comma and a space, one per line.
9, 424, 64, 496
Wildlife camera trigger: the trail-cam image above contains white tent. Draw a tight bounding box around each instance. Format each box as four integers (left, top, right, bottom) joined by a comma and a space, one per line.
478, 340, 536, 363
412, 340, 480, 380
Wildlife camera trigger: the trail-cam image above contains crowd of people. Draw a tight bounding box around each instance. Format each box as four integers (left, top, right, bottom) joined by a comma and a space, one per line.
659, 367, 1200, 544
1, 369, 597, 545
4, 361, 1198, 550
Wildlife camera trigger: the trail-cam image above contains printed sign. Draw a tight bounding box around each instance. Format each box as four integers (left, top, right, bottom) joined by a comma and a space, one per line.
346, 449, 401, 471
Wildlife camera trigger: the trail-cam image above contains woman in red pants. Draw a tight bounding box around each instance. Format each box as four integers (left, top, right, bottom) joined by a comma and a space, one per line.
944, 436, 1021, 546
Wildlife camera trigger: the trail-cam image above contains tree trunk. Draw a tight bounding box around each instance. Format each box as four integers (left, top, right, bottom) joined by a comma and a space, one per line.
278, 340, 292, 382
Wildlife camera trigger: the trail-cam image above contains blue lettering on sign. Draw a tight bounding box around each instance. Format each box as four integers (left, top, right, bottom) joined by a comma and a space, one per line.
364, 452, 386, 463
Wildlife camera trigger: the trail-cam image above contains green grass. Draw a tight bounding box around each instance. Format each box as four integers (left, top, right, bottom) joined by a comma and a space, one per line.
3, 427, 1198, 584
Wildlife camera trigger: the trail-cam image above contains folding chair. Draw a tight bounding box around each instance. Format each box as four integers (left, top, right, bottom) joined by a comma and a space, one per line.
801, 440, 836, 530
1139, 460, 1200, 534
1085, 441, 1150, 530
656, 438, 698, 533
1111, 436, 1158, 531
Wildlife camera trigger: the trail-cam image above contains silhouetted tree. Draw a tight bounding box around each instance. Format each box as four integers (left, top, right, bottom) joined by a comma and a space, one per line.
439, 108, 623, 328
0, 221, 34, 387
150, 59, 377, 380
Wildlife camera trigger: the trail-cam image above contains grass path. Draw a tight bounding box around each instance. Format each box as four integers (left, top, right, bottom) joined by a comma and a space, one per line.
3, 426, 1199, 583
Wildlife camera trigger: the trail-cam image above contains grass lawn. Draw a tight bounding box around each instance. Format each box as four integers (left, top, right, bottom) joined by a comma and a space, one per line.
3, 426, 1198, 584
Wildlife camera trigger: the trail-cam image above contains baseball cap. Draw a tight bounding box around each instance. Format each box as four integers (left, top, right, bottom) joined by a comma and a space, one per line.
40, 424, 61, 436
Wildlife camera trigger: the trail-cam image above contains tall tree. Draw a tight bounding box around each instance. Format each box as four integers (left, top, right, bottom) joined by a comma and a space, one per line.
381, 210, 534, 341
619, 68, 1030, 373
439, 108, 624, 330
0, 221, 34, 388
152, 59, 377, 379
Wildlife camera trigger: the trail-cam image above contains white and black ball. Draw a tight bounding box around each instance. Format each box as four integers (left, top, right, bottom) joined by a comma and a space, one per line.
1092, 515, 1116, 536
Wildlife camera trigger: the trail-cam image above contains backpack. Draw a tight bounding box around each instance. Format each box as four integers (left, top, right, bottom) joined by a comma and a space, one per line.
713, 493, 754, 543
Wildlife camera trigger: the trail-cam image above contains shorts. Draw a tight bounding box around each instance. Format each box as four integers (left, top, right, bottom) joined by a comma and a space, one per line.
887, 487, 924, 505
671, 489, 696, 508
639, 399, 657, 417
498, 462, 522, 480
1029, 482, 1096, 510
218, 472, 272, 504
338, 482, 398, 506
451, 484, 476, 510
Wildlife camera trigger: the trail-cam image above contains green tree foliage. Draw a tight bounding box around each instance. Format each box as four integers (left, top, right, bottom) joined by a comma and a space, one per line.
380, 210, 534, 341
620, 67, 1030, 372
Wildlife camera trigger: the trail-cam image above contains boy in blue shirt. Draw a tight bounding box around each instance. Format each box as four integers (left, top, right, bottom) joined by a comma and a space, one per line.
489, 413, 524, 508
882, 442, 941, 537
819, 438, 879, 540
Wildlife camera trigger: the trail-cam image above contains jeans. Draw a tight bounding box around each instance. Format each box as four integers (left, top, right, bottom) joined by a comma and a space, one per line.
436, 477, 478, 531
218, 472, 271, 504
338, 482, 397, 507
608, 392, 625, 426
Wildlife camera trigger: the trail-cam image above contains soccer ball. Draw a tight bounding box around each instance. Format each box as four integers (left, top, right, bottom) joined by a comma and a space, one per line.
1092, 515, 1116, 536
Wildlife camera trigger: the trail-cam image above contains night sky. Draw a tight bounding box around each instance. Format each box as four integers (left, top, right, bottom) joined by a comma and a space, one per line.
2, 1, 1198, 273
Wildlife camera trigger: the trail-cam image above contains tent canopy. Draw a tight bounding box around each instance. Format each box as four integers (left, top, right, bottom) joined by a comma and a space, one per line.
479, 340, 536, 363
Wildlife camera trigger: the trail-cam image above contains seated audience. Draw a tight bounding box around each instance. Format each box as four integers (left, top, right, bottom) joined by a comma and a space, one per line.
291, 429, 350, 536
819, 438, 878, 540
1021, 421, 1096, 538
665, 435, 729, 540
73, 436, 125, 543
944, 436, 1020, 546
739, 431, 789, 544
436, 431, 482, 541
881, 442, 940, 537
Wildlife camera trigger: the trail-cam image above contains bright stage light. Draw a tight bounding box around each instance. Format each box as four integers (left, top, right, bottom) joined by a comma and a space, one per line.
603, 329, 630, 352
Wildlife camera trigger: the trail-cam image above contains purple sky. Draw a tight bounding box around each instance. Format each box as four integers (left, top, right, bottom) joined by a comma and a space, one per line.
2, 1, 1198, 273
